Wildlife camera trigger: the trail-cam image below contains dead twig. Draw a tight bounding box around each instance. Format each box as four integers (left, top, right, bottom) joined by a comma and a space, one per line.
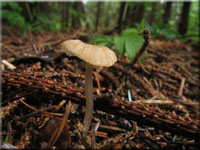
2, 60, 16, 70
2, 44, 20, 57
101, 69, 120, 88
113, 63, 157, 96
132, 29, 150, 66
47, 101, 71, 148
91, 122, 100, 149
19, 98, 64, 117
93, 72, 102, 92
178, 78, 186, 96
135, 99, 174, 105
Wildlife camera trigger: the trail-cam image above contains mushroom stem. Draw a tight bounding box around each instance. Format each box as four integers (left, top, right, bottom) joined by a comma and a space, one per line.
83, 62, 93, 131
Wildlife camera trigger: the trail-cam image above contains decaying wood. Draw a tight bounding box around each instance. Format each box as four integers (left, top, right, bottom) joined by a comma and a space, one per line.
2, 70, 200, 139
1, 30, 200, 149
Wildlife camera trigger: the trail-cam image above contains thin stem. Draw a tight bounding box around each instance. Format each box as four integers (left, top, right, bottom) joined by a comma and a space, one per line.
131, 29, 150, 66
83, 63, 93, 131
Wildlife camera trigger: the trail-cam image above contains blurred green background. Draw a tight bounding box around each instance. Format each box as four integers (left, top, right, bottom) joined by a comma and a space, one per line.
1, 1, 199, 60
1, 1, 198, 37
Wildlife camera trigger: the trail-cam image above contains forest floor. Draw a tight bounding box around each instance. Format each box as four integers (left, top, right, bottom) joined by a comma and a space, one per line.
1, 27, 200, 149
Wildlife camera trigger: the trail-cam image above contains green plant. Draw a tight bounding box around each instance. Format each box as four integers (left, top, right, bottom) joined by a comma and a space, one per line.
68, 7, 87, 29
31, 12, 61, 31
186, 2, 199, 43
114, 28, 144, 60
146, 21, 180, 40
2, 2, 27, 32
2, 2, 62, 33
89, 35, 113, 48
89, 28, 144, 61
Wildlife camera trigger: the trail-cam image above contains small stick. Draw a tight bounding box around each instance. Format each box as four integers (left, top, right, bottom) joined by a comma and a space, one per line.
99, 124, 126, 132
94, 131, 107, 138
135, 99, 174, 105
19, 98, 64, 117
2, 44, 20, 57
55, 100, 66, 111
101, 69, 120, 87
138, 59, 150, 74
2, 60, 16, 70
145, 127, 152, 138
88, 131, 107, 138
132, 29, 150, 66
113, 63, 157, 96
47, 101, 71, 148
178, 78, 186, 96
47, 128, 59, 149
91, 122, 100, 149
32, 44, 39, 54
93, 72, 101, 91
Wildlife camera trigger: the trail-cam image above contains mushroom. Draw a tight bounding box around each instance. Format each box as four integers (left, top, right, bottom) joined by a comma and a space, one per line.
61, 40, 117, 131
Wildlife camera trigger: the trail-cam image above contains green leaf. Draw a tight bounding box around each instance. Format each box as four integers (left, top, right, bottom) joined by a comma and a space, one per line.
113, 36, 125, 55
136, 19, 145, 32
98, 42, 113, 48
2, 10, 26, 28
32, 25, 44, 31
113, 30, 144, 60
5, 135, 9, 142
8, 2, 22, 12
125, 38, 136, 60
160, 29, 179, 39
125, 36, 136, 60
89, 35, 112, 44
2, 2, 22, 12
121, 28, 138, 36
89, 28, 145, 61
89, 35, 113, 48
37, 13, 51, 25
124, 35, 144, 60
87, 18, 94, 30
2, 2, 9, 7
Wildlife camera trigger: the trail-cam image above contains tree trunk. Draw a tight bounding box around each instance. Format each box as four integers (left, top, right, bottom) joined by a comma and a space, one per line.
104, 2, 111, 28
163, 2, 172, 25
124, 3, 145, 28
117, 2, 126, 32
17, 2, 30, 22
95, 2, 102, 31
18, 2, 49, 23
135, 4, 145, 24
72, 2, 85, 29
124, 4, 131, 29
61, 2, 70, 29
178, 2, 191, 35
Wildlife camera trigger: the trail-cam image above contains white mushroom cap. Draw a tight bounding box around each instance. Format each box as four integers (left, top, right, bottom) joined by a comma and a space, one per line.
61, 40, 117, 67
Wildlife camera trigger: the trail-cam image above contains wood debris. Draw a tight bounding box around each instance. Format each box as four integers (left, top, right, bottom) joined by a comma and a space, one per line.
1, 29, 200, 149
